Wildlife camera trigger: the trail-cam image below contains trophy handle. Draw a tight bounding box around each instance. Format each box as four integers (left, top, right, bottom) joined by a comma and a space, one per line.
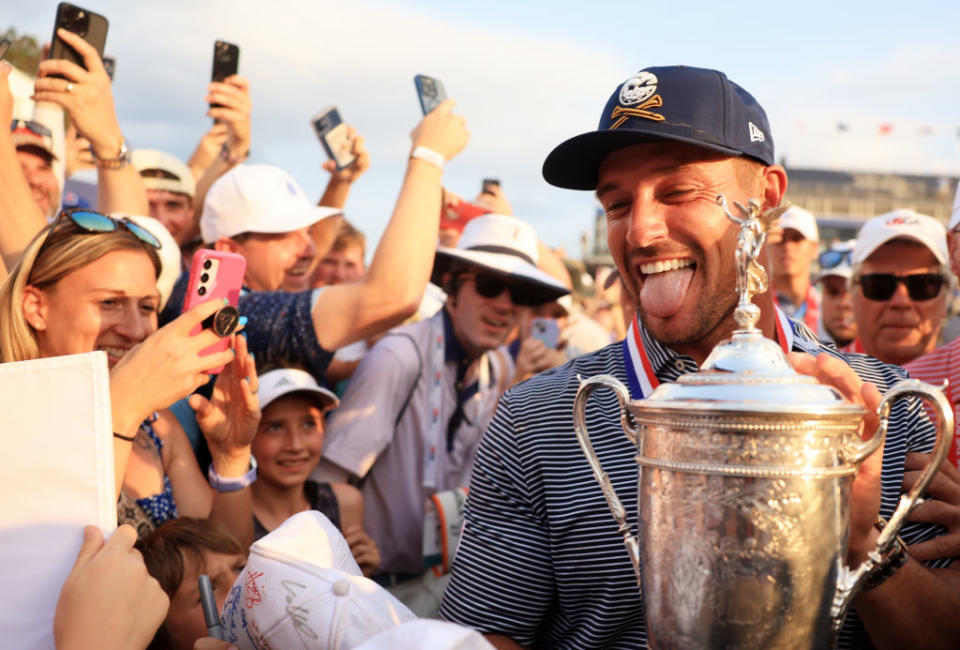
573, 374, 642, 586
832, 378, 954, 638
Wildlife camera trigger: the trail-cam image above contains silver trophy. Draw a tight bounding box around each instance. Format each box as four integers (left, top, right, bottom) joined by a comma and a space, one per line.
574, 196, 953, 648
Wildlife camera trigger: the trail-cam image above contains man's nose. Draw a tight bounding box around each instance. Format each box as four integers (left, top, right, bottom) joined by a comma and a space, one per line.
625, 204, 668, 249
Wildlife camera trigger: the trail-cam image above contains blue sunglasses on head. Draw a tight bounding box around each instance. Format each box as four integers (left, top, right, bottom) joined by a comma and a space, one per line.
53, 210, 162, 249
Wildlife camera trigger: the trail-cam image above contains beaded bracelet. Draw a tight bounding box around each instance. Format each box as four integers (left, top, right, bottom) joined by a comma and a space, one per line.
863, 517, 909, 590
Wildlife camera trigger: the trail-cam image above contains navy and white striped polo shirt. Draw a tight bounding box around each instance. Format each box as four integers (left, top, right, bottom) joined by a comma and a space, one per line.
440, 317, 949, 649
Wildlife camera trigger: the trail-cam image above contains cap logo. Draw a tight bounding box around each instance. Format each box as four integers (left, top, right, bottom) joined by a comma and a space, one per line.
748, 122, 766, 143
611, 71, 665, 128
286, 180, 298, 196
886, 215, 920, 227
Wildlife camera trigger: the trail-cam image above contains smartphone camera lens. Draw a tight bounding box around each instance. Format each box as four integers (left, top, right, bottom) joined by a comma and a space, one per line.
200, 273, 209, 283
198, 286, 207, 296
422, 79, 436, 96
203, 260, 212, 270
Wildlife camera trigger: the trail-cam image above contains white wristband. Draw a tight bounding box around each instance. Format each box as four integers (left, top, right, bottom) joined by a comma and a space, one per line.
410, 145, 445, 170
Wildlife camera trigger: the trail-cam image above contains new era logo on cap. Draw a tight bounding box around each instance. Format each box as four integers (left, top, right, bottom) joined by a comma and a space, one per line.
749, 122, 766, 143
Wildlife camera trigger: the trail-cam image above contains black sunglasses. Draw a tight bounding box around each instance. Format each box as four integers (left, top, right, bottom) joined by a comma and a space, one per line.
53, 210, 162, 249
856, 273, 946, 302
463, 272, 542, 306
10, 119, 52, 138
819, 248, 852, 270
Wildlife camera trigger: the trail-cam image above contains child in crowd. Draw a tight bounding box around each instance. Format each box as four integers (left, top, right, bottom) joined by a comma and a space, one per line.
137, 517, 246, 650
251, 367, 380, 576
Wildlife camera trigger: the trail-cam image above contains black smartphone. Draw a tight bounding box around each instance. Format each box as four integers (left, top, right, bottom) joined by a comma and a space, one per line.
414, 74, 446, 115
0, 39, 11, 62
210, 40, 239, 108
312, 106, 356, 170
482, 178, 500, 195
49, 3, 108, 77
102, 55, 115, 81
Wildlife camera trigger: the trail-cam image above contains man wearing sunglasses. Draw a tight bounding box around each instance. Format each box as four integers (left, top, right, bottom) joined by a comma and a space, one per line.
10, 119, 61, 219
843, 210, 950, 367
316, 214, 568, 615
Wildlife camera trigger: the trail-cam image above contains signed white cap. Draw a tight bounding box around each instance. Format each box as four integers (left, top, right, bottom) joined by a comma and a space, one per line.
221, 512, 414, 649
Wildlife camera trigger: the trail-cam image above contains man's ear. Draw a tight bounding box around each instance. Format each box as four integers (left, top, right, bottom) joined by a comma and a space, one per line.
215, 237, 242, 254
762, 164, 788, 211
948, 232, 960, 279
22, 286, 49, 331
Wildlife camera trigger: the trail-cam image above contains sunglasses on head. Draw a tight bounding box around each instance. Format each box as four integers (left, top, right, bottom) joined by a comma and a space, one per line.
53, 210, 162, 249
463, 272, 541, 306
856, 273, 946, 302
10, 119, 52, 139
819, 248, 852, 270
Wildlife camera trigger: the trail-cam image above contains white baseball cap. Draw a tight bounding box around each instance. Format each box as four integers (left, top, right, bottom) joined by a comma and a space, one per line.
132, 149, 196, 198
949, 180, 960, 231
258, 368, 340, 411
118, 214, 182, 311
776, 206, 819, 243
221, 511, 414, 650
852, 209, 947, 267
201, 164, 342, 243
431, 214, 569, 304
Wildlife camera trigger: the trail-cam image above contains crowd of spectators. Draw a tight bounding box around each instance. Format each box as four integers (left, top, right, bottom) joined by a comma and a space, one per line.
2, 16, 959, 650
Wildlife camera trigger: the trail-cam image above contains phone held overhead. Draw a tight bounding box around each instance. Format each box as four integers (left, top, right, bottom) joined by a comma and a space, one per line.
49, 2, 109, 77
312, 106, 357, 170
414, 74, 447, 115
210, 40, 239, 109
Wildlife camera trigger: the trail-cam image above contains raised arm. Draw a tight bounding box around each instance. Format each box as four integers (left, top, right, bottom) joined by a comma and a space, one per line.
34, 29, 148, 216
191, 74, 252, 233
0, 63, 47, 269
310, 126, 370, 259
312, 99, 468, 350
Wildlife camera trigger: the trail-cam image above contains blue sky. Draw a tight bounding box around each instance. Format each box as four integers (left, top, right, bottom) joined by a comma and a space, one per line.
7, 0, 960, 257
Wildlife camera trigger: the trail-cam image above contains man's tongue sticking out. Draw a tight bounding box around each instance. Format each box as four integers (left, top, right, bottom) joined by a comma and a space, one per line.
639, 266, 694, 319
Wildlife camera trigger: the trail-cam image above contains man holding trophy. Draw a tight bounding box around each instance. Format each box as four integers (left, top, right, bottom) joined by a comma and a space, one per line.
440, 65, 959, 648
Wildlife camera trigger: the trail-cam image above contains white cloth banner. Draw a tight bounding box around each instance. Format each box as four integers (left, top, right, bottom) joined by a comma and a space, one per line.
0, 352, 116, 649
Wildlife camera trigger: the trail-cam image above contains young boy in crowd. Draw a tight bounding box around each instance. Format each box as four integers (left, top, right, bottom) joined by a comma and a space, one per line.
251, 368, 380, 576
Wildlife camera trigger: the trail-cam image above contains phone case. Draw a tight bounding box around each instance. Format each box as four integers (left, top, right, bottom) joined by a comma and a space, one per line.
49, 3, 109, 76
183, 250, 247, 374
531, 318, 560, 349
414, 74, 447, 115
210, 40, 239, 109
313, 106, 356, 170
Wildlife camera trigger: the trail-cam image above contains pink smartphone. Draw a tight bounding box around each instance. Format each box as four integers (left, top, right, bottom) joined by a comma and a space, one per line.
183, 250, 246, 373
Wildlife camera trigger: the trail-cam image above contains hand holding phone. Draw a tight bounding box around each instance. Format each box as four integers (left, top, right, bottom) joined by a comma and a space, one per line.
531, 317, 560, 349
49, 3, 108, 77
312, 106, 357, 170
414, 74, 447, 115
183, 250, 246, 374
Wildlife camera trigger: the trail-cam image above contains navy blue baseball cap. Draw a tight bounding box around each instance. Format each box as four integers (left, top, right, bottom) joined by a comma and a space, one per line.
542, 65, 775, 190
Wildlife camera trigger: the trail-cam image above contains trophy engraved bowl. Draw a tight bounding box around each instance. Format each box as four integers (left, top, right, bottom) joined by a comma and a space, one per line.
572, 197, 953, 649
